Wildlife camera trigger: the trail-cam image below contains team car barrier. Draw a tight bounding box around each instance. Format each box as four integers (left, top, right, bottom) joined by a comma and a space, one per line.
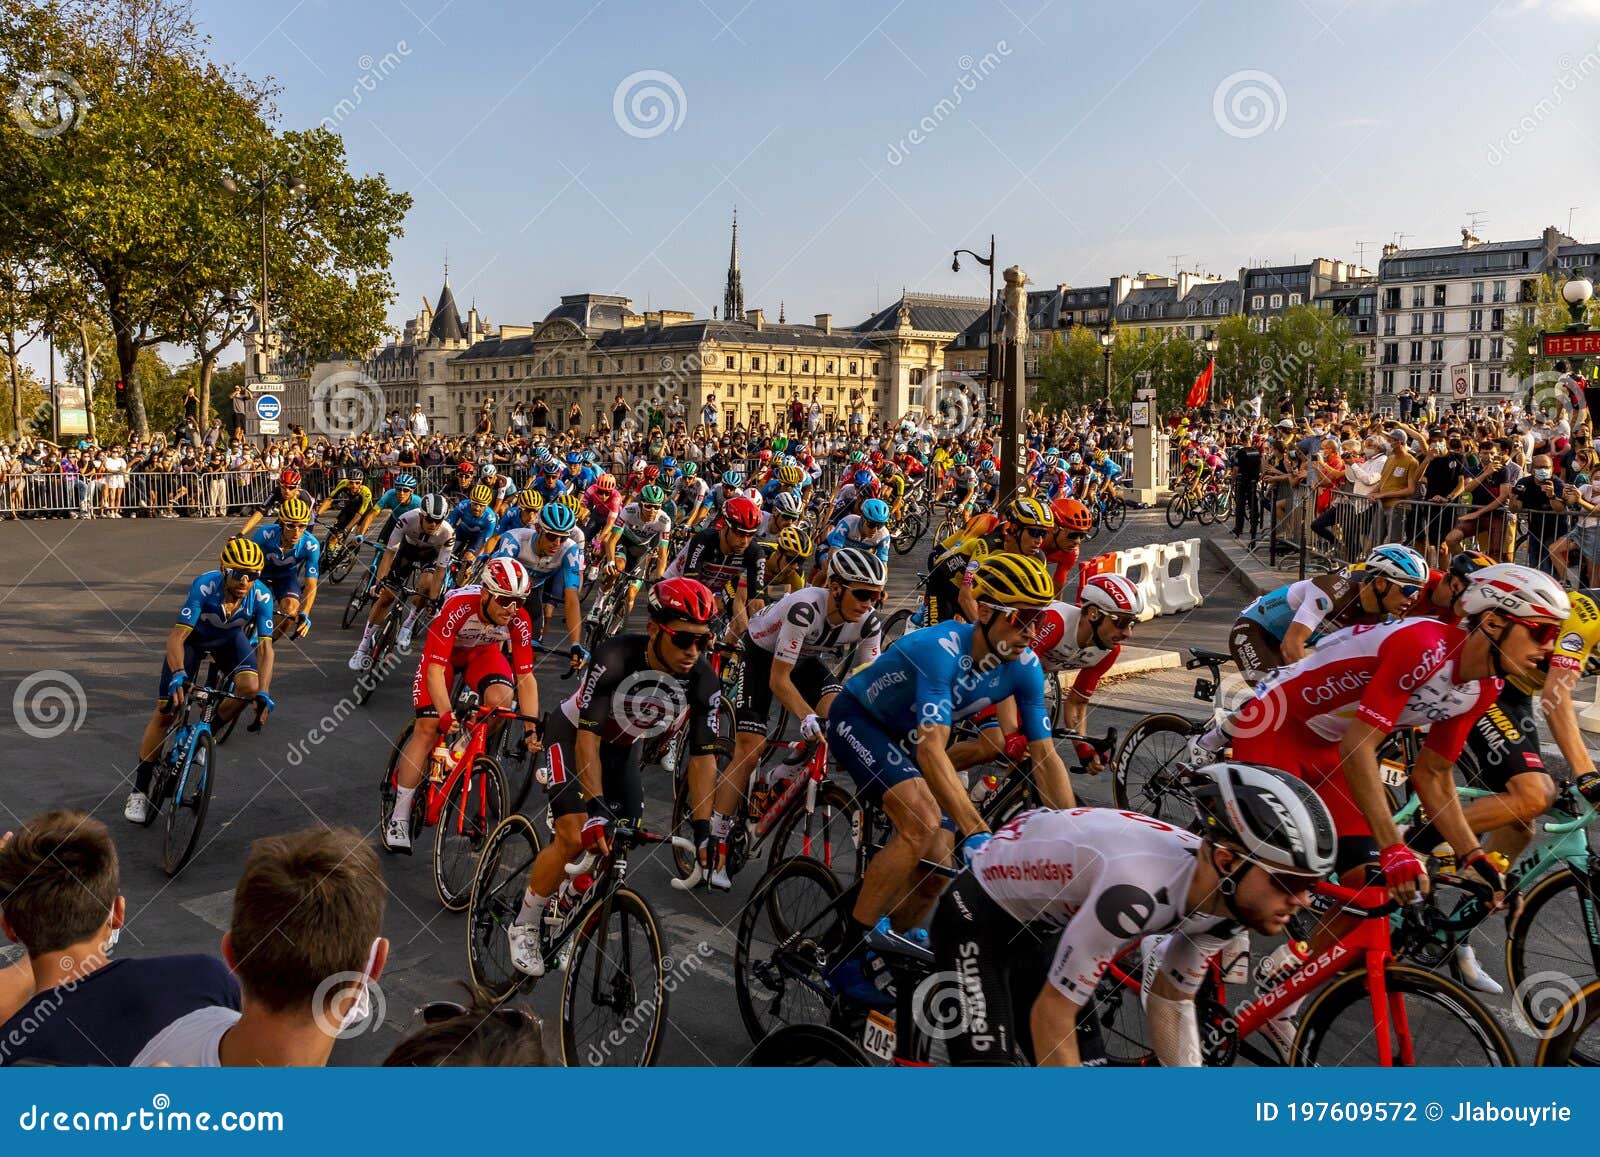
1078, 537, 1203, 620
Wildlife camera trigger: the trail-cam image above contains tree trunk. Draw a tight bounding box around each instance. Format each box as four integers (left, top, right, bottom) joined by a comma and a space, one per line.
110, 300, 150, 439
78, 317, 97, 444
5, 329, 21, 437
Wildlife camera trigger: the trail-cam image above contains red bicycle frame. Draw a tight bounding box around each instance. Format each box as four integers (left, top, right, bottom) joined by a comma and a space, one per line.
751, 738, 832, 851
422, 706, 526, 832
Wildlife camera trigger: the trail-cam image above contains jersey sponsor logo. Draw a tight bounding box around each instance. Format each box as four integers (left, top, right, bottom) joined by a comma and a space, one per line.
1396, 637, 1448, 691
978, 858, 1074, 885
786, 598, 818, 630
954, 941, 996, 1052
862, 667, 909, 701
1094, 883, 1159, 937
1298, 667, 1371, 706
1561, 631, 1584, 654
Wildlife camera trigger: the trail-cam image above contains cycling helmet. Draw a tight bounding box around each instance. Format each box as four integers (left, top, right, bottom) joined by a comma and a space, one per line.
394, 473, 418, 491
1184, 761, 1337, 877
853, 469, 874, 488
1081, 573, 1146, 617
722, 470, 745, 489
477, 464, 497, 480
1448, 550, 1494, 579
829, 546, 888, 587
777, 464, 804, 487
1006, 495, 1055, 531
420, 493, 450, 520
777, 526, 813, 558
1459, 563, 1571, 622
682, 461, 698, 477
541, 460, 561, 476
278, 497, 312, 524
516, 488, 543, 511
1051, 497, 1093, 534
952, 452, 967, 466
469, 484, 494, 505
648, 576, 717, 625
644, 465, 661, 481
220, 537, 265, 572
1042, 453, 1059, 468
662, 456, 677, 470
981, 459, 998, 475
860, 498, 891, 526
1044, 446, 1060, 457
849, 451, 867, 464
782, 454, 799, 468
742, 489, 764, 510
280, 468, 301, 488
1092, 449, 1107, 463
759, 449, 773, 462
595, 473, 617, 493
539, 504, 576, 533
970, 552, 1056, 609
1068, 452, 1083, 466
534, 447, 552, 461
566, 452, 583, 465
1363, 543, 1428, 585
773, 492, 805, 518
723, 495, 761, 532
457, 461, 475, 476
583, 450, 598, 464
557, 493, 583, 514
640, 484, 666, 506
343, 466, 364, 481
480, 558, 531, 600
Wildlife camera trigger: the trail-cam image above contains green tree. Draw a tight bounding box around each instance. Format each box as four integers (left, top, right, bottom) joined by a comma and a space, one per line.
1507, 271, 1600, 393
1032, 326, 1104, 414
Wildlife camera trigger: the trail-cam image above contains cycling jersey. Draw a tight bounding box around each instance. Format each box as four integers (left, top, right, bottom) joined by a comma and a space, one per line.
583, 485, 623, 526
745, 586, 882, 669
664, 526, 766, 603
490, 528, 583, 595
327, 479, 374, 516
384, 507, 456, 569
176, 570, 275, 646
447, 499, 498, 554
249, 524, 321, 581
614, 502, 671, 552
421, 585, 536, 669
1409, 568, 1461, 626
758, 541, 807, 596
1043, 544, 1080, 591
677, 476, 709, 509
1511, 589, 1600, 694
374, 487, 422, 517
820, 513, 890, 566
249, 486, 315, 521
494, 506, 539, 536
559, 634, 721, 750
1028, 602, 1118, 697
1238, 572, 1382, 644
1091, 457, 1123, 483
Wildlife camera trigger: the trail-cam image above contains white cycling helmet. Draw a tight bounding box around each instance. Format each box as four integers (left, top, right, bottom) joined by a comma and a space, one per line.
1184, 761, 1338, 877
479, 557, 531, 600
773, 491, 805, 518
1363, 543, 1428, 585
1459, 562, 1571, 622
828, 546, 888, 587
420, 493, 450, 520
1081, 573, 1146, 617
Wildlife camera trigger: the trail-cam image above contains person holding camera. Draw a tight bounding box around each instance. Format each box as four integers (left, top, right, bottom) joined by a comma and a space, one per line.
1510, 452, 1575, 577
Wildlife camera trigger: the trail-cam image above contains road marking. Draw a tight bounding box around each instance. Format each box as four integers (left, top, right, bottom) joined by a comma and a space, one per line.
660, 910, 736, 985
180, 888, 236, 932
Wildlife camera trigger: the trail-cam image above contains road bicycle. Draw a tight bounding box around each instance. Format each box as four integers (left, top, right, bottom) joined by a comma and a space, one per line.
321, 526, 365, 584
465, 814, 689, 1066
1536, 978, 1600, 1065
340, 543, 385, 630
353, 571, 438, 707
380, 690, 521, 910
1083, 489, 1128, 541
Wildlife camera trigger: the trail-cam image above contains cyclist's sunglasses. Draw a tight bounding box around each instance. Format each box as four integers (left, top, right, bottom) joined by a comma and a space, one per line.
1507, 615, 1561, 646
1098, 611, 1139, 630
1240, 855, 1322, 897
1061, 531, 1088, 541
845, 586, 884, 605
538, 531, 566, 543
1381, 580, 1422, 598
1017, 525, 1049, 540
488, 594, 522, 610
641, 505, 661, 515
223, 567, 260, 582
421, 515, 443, 526
665, 628, 711, 651
982, 603, 1046, 631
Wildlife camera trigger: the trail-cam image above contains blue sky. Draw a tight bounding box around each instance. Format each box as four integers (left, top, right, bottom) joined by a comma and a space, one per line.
196, 0, 1600, 336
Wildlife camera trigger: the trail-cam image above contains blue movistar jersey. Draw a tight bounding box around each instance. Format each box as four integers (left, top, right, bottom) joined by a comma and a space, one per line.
248, 524, 321, 581
177, 570, 275, 645
448, 500, 499, 553
495, 506, 539, 536
1092, 457, 1123, 482
375, 488, 422, 516
565, 465, 598, 491
821, 514, 891, 566
532, 476, 567, 504
841, 622, 1052, 742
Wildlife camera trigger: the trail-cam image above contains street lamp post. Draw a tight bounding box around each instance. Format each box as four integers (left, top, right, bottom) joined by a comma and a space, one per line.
1099, 323, 1115, 406
222, 167, 306, 378
952, 236, 996, 422
1562, 271, 1595, 426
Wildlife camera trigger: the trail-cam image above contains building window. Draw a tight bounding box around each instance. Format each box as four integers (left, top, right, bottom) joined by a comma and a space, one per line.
1490, 308, 1504, 330
1383, 315, 1396, 336
1433, 285, 1446, 307
849, 361, 859, 374
1488, 369, 1503, 391
872, 361, 880, 375
1411, 314, 1424, 335
826, 388, 834, 401
1468, 338, 1482, 360
1269, 294, 1283, 309
1409, 341, 1423, 363
428, 363, 435, 379
1490, 337, 1504, 360
801, 360, 810, 373
1408, 368, 1423, 390
751, 356, 761, 371
751, 384, 760, 398
1471, 281, 1484, 304
1383, 287, 1400, 310
1411, 287, 1426, 309
1381, 369, 1395, 394
491, 365, 497, 379
1288, 293, 1302, 306
826, 361, 835, 373
1469, 309, 1483, 331
725, 356, 735, 370
1431, 311, 1445, 333
1251, 295, 1264, 310
954, 359, 965, 372
777, 358, 786, 371
1430, 340, 1443, 362
1492, 280, 1507, 303
1219, 298, 1229, 313
1429, 367, 1442, 391
1202, 299, 1212, 315
428, 396, 435, 413
474, 368, 481, 380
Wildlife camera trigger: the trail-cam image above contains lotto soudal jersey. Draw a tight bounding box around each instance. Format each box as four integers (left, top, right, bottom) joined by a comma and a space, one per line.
1238, 616, 1499, 751
1028, 602, 1119, 695
664, 526, 766, 600
745, 586, 882, 669
972, 807, 1234, 1003
559, 635, 721, 751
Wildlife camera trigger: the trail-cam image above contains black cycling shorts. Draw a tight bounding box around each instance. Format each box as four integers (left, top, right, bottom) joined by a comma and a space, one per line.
1228, 617, 1283, 687
732, 638, 838, 735
383, 543, 443, 588
1456, 687, 1549, 794
541, 708, 645, 825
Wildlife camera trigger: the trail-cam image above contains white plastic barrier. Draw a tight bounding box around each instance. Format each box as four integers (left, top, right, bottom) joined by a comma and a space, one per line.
1155, 537, 1203, 614
1111, 544, 1163, 622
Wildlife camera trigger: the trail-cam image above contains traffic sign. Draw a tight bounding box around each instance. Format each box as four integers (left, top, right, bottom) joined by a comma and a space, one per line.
246, 382, 283, 393
1542, 331, 1600, 357
254, 394, 281, 421
259, 419, 281, 435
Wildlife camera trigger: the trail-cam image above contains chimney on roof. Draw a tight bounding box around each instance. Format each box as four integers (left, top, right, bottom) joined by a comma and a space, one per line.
1461, 227, 1481, 250
815, 313, 832, 334
746, 308, 763, 331
1382, 243, 1400, 258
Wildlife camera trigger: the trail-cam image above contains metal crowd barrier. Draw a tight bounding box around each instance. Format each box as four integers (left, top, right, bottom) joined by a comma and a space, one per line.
3, 470, 282, 518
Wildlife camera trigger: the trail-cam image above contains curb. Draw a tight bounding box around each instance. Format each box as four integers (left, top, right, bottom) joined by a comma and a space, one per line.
1202, 534, 1290, 599
1107, 645, 1181, 677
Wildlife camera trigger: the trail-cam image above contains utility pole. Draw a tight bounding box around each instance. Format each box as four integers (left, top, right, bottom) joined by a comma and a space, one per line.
999, 265, 1028, 498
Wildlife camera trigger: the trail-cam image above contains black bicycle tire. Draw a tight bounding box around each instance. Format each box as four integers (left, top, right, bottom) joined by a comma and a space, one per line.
1506, 866, 1600, 1032
161, 729, 215, 876
1534, 978, 1600, 1065
559, 887, 667, 1066
465, 813, 544, 998
880, 607, 914, 649
434, 755, 508, 911
1165, 495, 1188, 529
743, 1022, 869, 1066
765, 779, 867, 888
734, 855, 845, 1044
495, 716, 539, 813
1293, 963, 1516, 1066
1112, 713, 1197, 820
1104, 497, 1127, 532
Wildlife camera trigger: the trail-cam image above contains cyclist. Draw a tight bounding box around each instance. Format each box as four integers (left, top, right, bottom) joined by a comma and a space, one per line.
761, 526, 813, 597
1089, 447, 1123, 493
484, 487, 544, 556
930, 763, 1335, 1065
490, 503, 588, 671
347, 493, 455, 670
531, 460, 567, 506
1407, 549, 1493, 625
123, 539, 277, 824
581, 473, 625, 581
443, 461, 477, 502
758, 490, 806, 541
664, 494, 767, 637
367, 472, 421, 547
1044, 497, 1093, 592
815, 497, 891, 583
599, 484, 673, 622
677, 462, 710, 530
923, 496, 1054, 625
315, 466, 375, 555
240, 468, 314, 537
505, 578, 723, 978
824, 552, 1074, 1005
708, 547, 886, 890
246, 497, 320, 641
1228, 543, 1426, 685
940, 452, 979, 521
446, 484, 499, 580
381, 558, 541, 853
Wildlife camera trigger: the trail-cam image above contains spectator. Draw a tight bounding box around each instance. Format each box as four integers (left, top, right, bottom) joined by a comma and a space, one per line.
701, 392, 719, 431
1511, 452, 1576, 577
0, 812, 239, 1067
230, 383, 248, 438
1373, 426, 1419, 543
411, 403, 429, 439
134, 827, 387, 1067
383, 988, 546, 1067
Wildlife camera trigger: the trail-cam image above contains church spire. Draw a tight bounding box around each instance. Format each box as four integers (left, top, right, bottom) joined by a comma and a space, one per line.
723, 208, 744, 324
778, 300, 785, 324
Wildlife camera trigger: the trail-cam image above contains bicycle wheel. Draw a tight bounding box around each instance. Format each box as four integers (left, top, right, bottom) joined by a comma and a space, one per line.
494, 716, 540, 813
880, 607, 915, 649
327, 543, 359, 584
1212, 488, 1234, 522
1535, 978, 1600, 1065
1196, 494, 1217, 526
1292, 963, 1516, 1066
560, 887, 667, 1066
465, 813, 544, 998
1506, 866, 1600, 1032
1164, 495, 1190, 529
434, 755, 508, 911
1082, 943, 1156, 1066
669, 769, 702, 880
341, 577, 371, 630
766, 779, 867, 887
744, 1023, 869, 1066
734, 855, 845, 1043
1112, 713, 1196, 822
1104, 496, 1127, 532
160, 729, 215, 876
353, 614, 398, 706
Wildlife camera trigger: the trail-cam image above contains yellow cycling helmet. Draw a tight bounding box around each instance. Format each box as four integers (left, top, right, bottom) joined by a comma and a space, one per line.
220, 537, 265, 572
278, 497, 311, 525
777, 464, 804, 487
469, 484, 494, 504
971, 551, 1055, 609
517, 487, 543, 510
777, 525, 813, 559
558, 492, 583, 513
1006, 495, 1055, 531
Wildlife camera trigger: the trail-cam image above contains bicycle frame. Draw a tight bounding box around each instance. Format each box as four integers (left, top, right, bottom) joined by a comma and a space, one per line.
750, 740, 831, 846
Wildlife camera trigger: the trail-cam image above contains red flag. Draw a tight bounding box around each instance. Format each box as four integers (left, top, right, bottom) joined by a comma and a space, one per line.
1185, 358, 1214, 408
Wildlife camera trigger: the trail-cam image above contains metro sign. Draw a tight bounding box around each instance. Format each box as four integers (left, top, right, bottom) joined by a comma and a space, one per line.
1541, 331, 1600, 357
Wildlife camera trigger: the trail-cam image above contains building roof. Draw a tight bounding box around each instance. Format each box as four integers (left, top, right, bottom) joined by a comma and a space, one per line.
854, 292, 988, 335
542, 293, 639, 331
595, 320, 875, 352
429, 280, 465, 343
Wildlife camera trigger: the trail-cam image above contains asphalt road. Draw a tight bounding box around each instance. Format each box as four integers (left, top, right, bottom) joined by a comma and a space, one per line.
0, 509, 1558, 1065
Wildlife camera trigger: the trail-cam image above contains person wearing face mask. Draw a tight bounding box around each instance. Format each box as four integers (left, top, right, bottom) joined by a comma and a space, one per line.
0, 812, 240, 1066
134, 827, 388, 1066
1510, 453, 1576, 576
1414, 429, 1469, 568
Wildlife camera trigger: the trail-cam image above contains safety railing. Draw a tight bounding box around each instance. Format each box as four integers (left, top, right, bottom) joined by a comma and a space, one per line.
2, 470, 283, 518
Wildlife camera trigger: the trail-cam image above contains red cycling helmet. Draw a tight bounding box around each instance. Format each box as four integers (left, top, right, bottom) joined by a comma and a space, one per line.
722, 495, 761, 531
648, 576, 717, 625
457, 460, 475, 475
280, 468, 301, 488
758, 449, 773, 462
644, 465, 661, 481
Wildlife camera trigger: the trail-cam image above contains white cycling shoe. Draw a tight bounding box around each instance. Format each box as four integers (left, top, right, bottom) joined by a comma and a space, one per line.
709, 863, 733, 891
507, 921, 546, 978
382, 814, 412, 854
396, 623, 414, 649
123, 791, 152, 825
347, 646, 371, 672
1453, 945, 1504, 995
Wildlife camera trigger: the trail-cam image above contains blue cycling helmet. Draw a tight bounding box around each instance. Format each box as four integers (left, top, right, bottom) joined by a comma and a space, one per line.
662, 456, 676, 469
1068, 452, 1083, 465
853, 469, 873, 487
394, 473, 418, 490
1045, 446, 1060, 457
539, 503, 576, 533
1364, 543, 1428, 585
722, 470, 744, 488
565, 452, 582, 465
534, 446, 551, 460
583, 450, 598, 463
861, 498, 891, 525
542, 460, 561, 475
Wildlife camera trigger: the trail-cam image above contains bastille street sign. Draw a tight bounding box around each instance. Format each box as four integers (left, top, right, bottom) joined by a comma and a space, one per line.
1542, 331, 1600, 357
